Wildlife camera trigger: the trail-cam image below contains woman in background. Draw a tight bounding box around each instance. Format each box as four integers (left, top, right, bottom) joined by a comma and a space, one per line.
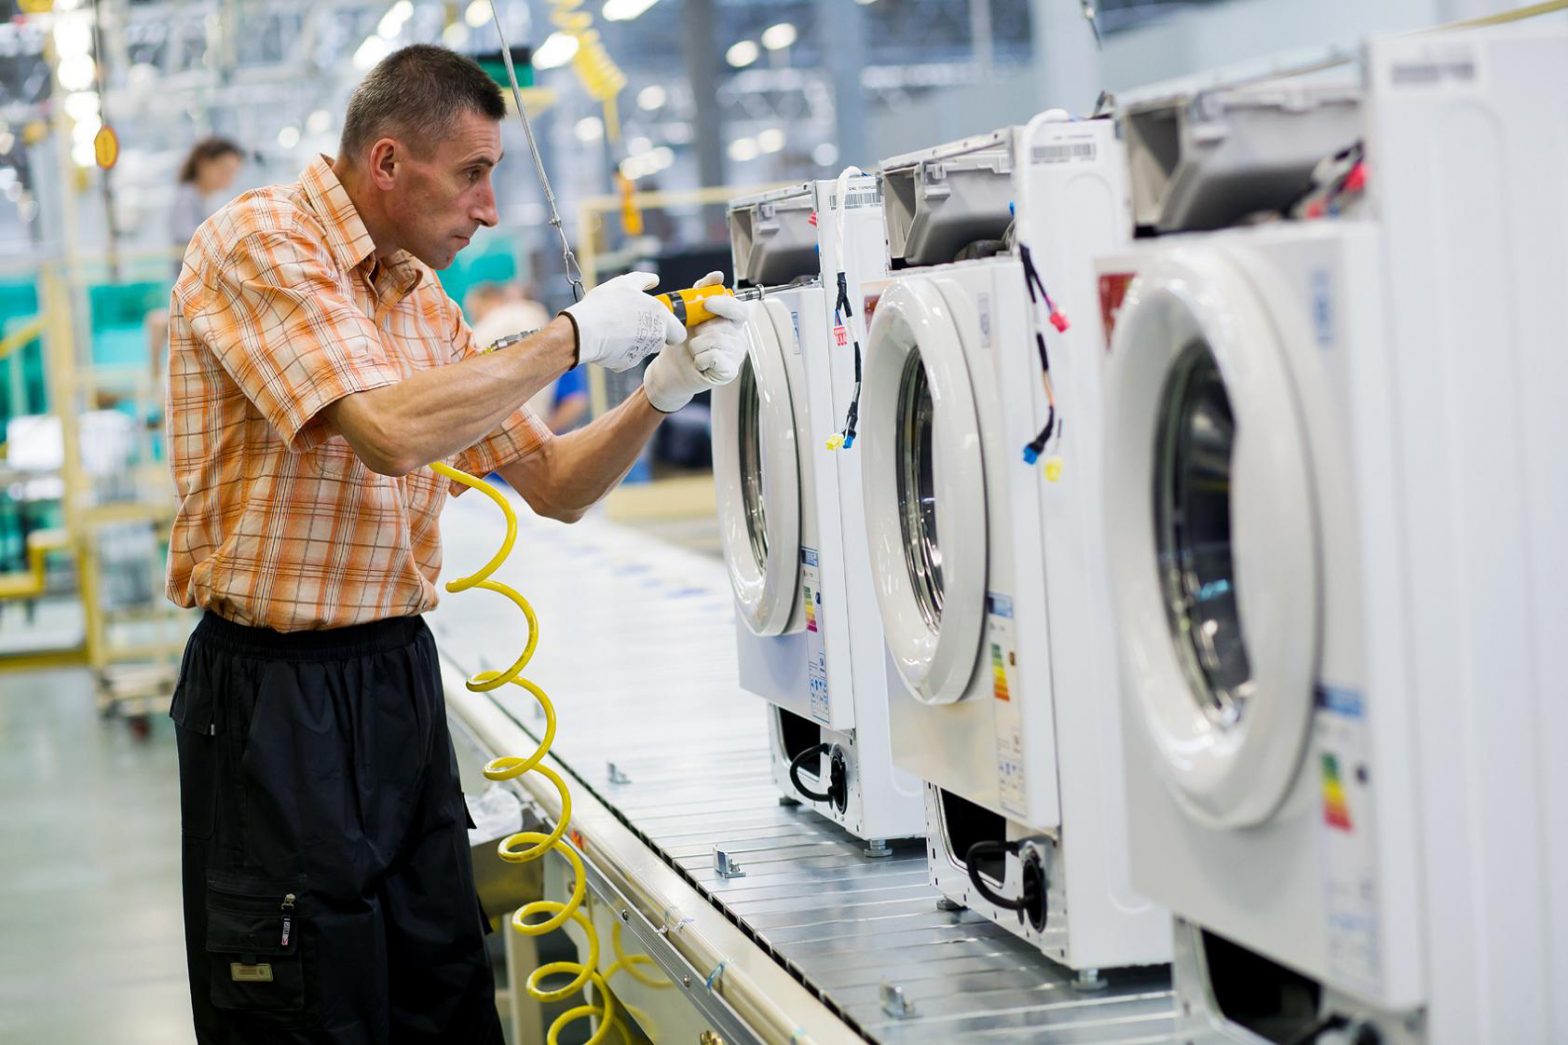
170, 137, 244, 255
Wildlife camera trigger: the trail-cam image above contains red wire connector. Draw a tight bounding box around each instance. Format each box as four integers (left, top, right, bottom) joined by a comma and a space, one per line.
1342, 162, 1367, 194
1048, 309, 1070, 333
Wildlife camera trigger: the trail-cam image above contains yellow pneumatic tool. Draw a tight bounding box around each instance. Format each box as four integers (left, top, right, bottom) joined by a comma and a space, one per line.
655, 284, 734, 328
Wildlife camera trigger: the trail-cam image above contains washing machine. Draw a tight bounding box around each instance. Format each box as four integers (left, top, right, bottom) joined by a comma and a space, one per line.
711, 177, 925, 845
1099, 26, 1568, 1044
858, 115, 1169, 971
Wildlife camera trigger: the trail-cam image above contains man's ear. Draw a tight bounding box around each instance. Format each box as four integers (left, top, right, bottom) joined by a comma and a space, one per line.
367, 138, 399, 190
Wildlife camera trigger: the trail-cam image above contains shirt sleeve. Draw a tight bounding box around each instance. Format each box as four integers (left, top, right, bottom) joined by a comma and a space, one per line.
187, 227, 402, 452
446, 300, 551, 495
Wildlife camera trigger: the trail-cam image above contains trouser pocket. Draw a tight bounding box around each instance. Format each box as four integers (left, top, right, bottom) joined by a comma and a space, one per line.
205, 871, 310, 1019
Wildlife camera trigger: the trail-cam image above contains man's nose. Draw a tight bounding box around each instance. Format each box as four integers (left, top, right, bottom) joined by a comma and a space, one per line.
472, 182, 499, 229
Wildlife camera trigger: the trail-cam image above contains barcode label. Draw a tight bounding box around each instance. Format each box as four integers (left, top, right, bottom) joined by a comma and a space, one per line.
835, 186, 882, 210
1386, 43, 1483, 93
1391, 59, 1475, 85
1033, 141, 1096, 164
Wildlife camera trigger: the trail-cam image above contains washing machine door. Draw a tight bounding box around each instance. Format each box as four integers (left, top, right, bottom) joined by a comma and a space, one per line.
861, 277, 988, 704
713, 299, 804, 636
1103, 247, 1319, 830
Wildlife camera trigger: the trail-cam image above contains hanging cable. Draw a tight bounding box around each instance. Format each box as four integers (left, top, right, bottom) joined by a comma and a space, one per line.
787, 742, 834, 804
825, 166, 868, 451
1018, 243, 1068, 479
490, 5, 585, 302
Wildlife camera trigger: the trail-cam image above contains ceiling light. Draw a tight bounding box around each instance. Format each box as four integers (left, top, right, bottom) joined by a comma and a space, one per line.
442, 22, 471, 48
756, 128, 785, 153
627, 136, 652, 155
277, 125, 301, 149
574, 115, 604, 143
57, 53, 96, 92
464, 0, 493, 28
378, 0, 413, 39
63, 91, 100, 122
760, 23, 797, 51
307, 109, 333, 135
727, 137, 758, 162
602, 0, 659, 21
532, 32, 580, 70
636, 84, 667, 111
353, 36, 394, 71
53, 15, 92, 59
725, 40, 759, 68
71, 140, 96, 168
661, 122, 694, 145
812, 142, 839, 166
71, 118, 100, 150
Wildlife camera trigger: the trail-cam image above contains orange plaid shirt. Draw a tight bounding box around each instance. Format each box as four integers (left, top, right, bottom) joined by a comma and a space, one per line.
166, 155, 549, 631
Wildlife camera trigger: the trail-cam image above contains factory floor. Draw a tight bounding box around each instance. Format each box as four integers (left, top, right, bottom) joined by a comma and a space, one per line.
0, 667, 194, 1044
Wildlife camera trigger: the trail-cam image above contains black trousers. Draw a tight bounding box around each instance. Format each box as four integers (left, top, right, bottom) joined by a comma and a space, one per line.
171, 612, 504, 1045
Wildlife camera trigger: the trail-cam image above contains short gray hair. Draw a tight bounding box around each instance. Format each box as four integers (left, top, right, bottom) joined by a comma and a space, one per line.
339, 45, 505, 161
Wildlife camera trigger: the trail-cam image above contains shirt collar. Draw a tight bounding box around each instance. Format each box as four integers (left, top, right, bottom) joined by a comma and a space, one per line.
300, 156, 377, 274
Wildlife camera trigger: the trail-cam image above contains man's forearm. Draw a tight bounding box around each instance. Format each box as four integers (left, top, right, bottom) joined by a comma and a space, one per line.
326, 317, 577, 474
498, 386, 667, 520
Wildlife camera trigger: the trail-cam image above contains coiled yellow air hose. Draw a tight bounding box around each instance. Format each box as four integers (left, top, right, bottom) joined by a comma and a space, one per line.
433, 461, 666, 1044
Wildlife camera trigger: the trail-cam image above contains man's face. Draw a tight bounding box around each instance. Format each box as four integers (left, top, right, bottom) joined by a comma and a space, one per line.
383, 110, 501, 270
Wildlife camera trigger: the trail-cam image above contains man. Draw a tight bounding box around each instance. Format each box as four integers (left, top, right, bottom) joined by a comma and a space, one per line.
164, 45, 751, 1044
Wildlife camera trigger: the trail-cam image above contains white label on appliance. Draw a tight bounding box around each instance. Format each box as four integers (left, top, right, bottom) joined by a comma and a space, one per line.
1311, 269, 1334, 347
835, 186, 883, 211
1385, 40, 1484, 93
803, 548, 830, 723
988, 593, 1026, 817
1032, 141, 1097, 165
1314, 685, 1382, 997
978, 293, 993, 349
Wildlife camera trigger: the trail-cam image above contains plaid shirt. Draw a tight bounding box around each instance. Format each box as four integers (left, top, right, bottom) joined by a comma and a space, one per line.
166, 156, 548, 631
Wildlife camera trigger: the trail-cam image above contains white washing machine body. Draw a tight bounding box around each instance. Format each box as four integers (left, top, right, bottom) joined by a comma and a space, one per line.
1099, 222, 1424, 1014
714, 180, 924, 842
1099, 29, 1568, 1039
860, 117, 1168, 969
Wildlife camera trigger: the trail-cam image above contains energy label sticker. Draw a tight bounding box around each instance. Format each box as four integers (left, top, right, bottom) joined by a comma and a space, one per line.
1314, 685, 1383, 998
988, 593, 1026, 817
803, 548, 830, 723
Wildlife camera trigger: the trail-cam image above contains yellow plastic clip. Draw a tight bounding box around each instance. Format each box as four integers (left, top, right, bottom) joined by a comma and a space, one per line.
1043, 456, 1064, 482
655, 285, 734, 329
826, 433, 845, 451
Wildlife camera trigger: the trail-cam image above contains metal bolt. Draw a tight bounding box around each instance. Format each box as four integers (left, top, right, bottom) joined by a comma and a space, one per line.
713, 847, 746, 879
699, 1033, 726, 1045
879, 980, 916, 1019
682, 975, 693, 988
619, 909, 630, 922
607, 762, 631, 785
864, 838, 893, 859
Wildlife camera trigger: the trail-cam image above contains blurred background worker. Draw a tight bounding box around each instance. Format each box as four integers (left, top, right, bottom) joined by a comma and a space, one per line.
161, 45, 752, 1044
168, 137, 244, 258
466, 280, 588, 432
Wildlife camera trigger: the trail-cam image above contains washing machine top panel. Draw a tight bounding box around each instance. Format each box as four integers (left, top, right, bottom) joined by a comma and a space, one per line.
715, 298, 807, 636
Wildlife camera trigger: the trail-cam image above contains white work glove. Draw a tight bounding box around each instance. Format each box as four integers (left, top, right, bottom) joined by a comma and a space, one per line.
560, 271, 686, 372
642, 271, 756, 414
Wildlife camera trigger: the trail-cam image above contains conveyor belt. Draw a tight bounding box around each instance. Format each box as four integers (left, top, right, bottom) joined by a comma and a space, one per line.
430, 491, 1177, 1043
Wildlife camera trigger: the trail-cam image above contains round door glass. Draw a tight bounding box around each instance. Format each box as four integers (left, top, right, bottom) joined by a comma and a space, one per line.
1153, 341, 1254, 728
737, 358, 768, 569
896, 353, 943, 630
